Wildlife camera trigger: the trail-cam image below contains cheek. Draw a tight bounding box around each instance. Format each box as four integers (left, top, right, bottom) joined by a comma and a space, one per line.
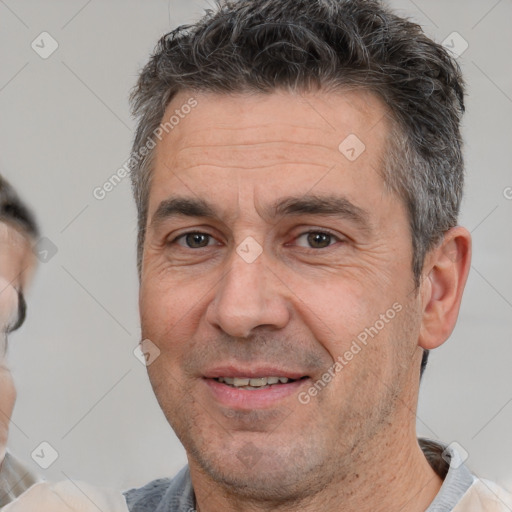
296, 275, 412, 380
139, 275, 205, 352
0, 365, 16, 453
0, 280, 18, 329
293, 277, 372, 342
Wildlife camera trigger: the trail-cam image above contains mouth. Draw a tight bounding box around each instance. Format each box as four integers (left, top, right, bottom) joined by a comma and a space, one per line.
213, 376, 308, 390
202, 367, 311, 409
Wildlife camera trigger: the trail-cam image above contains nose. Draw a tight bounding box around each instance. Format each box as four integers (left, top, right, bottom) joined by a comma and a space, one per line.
205, 245, 290, 338
0, 277, 20, 333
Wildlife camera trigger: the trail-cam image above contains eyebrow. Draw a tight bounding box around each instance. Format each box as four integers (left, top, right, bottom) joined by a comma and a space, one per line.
150, 193, 371, 232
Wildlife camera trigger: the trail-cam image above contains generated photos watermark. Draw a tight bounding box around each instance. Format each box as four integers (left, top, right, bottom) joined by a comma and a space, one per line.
298, 302, 403, 404
93, 97, 198, 201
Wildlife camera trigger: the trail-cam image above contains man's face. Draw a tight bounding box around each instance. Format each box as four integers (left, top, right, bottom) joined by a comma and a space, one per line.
140, 89, 426, 498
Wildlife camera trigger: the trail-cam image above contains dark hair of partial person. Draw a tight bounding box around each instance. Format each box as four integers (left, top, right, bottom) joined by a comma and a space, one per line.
0, 174, 39, 332
128, 0, 466, 379
0, 175, 39, 240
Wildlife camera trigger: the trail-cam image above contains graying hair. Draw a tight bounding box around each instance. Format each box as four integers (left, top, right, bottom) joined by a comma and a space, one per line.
129, 0, 466, 374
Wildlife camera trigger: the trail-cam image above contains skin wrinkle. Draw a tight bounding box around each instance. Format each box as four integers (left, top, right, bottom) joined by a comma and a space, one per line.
134, 88, 474, 512
165, 161, 335, 171
166, 144, 344, 175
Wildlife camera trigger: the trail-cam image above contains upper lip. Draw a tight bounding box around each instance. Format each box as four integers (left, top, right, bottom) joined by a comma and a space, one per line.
203, 365, 308, 380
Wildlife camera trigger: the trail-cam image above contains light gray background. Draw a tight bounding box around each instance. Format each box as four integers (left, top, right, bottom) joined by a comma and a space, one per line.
1, 0, 511, 493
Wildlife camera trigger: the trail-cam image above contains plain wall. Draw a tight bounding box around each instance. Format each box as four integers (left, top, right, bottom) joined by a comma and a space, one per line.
1, 0, 511, 491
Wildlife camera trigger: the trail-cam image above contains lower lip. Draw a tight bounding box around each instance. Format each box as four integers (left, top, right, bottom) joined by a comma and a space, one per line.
203, 378, 309, 409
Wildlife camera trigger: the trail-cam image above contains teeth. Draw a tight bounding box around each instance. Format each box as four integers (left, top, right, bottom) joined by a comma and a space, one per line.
216, 376, 292, 388
233, 377, 250, 386
249, 377, 266, 386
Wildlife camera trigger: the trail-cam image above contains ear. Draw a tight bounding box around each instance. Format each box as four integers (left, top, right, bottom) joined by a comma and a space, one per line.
418, 226, 472, 350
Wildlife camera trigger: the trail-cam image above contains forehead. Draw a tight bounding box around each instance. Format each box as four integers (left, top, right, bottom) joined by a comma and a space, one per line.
161, 88, 388, 149
149, 88, 392, 219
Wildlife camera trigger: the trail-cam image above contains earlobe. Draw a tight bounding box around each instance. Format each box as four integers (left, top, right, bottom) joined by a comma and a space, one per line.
418, 227, 472, 350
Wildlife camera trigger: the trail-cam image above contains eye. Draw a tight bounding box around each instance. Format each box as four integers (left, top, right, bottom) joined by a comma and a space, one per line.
169, 230, 343, 251
172, 232, 219, 249
293, 230, 342, 249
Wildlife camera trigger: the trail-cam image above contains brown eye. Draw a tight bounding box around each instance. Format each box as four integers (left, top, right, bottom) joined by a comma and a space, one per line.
307, 232, 332, 249
294, 230, 339, 249
174, 232, 214, 249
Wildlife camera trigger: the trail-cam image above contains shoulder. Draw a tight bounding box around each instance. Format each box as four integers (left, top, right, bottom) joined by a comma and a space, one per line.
454, 478, 512, 511
124, 466, 194, 512
0, 452, 40, 507
124, 478, 173, 511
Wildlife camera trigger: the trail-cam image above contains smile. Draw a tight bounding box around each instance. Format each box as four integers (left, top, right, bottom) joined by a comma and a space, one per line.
214, 376, 305, 390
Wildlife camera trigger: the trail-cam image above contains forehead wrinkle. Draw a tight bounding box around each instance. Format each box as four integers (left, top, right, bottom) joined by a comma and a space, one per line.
170, 121, 332, 141
173, 139, 338, 154
169, 139, 340, 172
169, 162, 336, 173
152, 90, 391, 231
163, 112, 342, 154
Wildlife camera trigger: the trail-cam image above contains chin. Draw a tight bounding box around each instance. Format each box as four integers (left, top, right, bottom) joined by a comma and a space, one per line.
203, 459, 306, 500
186, 434, 328, 502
